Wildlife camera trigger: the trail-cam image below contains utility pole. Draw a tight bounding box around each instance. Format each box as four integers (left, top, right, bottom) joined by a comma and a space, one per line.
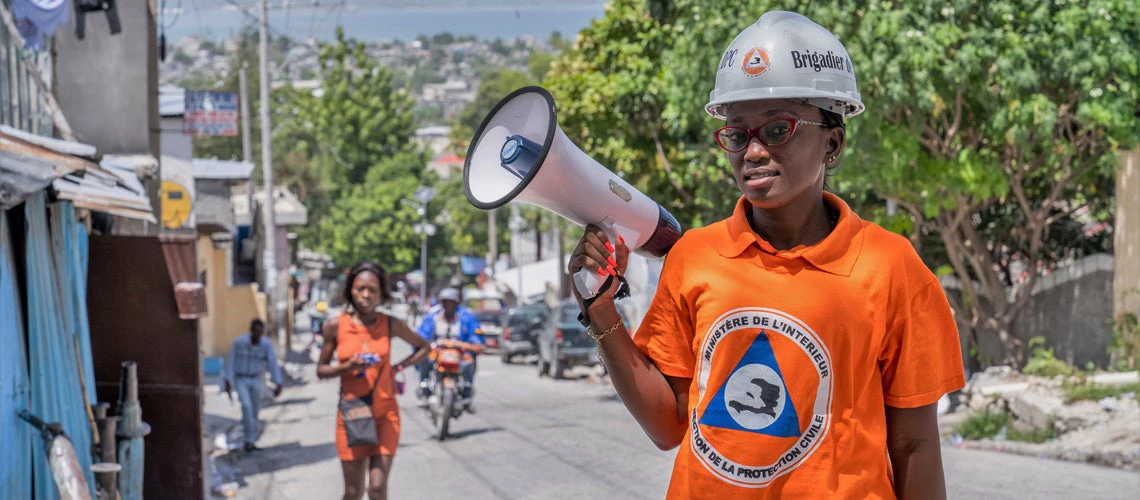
553, 213, 565, 299
239, 65, 254, 228
420, 207, 429, 305
258, 0, 280, 350
509, 203, 525, 302
487, 209, 498, 269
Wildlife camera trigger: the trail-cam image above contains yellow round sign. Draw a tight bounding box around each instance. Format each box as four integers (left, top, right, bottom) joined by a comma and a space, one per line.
160, 180, 193, 229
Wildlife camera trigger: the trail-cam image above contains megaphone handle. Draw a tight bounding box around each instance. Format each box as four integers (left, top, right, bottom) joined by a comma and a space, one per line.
573, 222, 638, 299
573, 268, 607, 300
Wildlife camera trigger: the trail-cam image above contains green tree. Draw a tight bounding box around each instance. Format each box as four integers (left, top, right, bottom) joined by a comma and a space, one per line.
450, 68, 537, 156
320, 151, 430, 272
545, 0, 734, 229
551, 0, 1139, 366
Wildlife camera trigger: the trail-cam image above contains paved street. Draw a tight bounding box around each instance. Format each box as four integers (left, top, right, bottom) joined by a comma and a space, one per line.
203, 334, 1140, 499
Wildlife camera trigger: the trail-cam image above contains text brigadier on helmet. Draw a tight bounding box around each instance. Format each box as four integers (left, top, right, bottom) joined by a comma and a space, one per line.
568, 10, 963, 500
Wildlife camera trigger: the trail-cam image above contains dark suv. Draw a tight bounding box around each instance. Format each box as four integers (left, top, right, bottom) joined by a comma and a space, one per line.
536, 299, 599, 379
500, 303, 549, 364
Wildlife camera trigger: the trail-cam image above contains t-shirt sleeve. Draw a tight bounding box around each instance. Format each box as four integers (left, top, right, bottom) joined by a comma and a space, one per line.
633, 256, 696, 379
879, 276, 966, 408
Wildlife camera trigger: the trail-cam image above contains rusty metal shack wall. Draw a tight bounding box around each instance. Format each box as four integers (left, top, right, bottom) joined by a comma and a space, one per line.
87, 235, 203, 499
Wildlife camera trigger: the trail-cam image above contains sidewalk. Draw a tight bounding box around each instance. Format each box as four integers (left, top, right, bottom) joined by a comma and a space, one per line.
204, 328, 342, 498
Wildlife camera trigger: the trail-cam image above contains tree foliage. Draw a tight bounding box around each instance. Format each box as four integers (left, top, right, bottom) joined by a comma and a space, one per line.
450, 68, 538, 156
548, 0, 1140, 366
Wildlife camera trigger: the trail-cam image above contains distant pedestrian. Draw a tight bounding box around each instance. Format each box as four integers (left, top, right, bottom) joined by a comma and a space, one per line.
224, 318, 283, 452
317, 262, 430, 500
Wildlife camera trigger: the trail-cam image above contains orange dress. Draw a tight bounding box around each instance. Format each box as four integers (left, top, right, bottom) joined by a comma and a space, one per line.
335, 314, 401, 460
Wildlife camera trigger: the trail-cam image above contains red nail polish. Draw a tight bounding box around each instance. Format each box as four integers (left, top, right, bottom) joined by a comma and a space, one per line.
618, 235, 625, 245
597, 267, 608, 276
607, 256, 617, 267
607, 264, 616, 275
605, 241, 615, 253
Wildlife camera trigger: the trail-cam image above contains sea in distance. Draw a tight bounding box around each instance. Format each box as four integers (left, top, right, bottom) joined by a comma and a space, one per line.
163, 2, 608, 42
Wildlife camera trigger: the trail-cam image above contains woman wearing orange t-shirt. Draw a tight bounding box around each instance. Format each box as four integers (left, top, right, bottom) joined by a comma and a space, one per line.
570, 11, 964, 500
317, 262, 429, 500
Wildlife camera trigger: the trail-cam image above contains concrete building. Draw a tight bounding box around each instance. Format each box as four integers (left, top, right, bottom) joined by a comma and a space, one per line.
193, 159, 267, 359
159, 86, 193, 160
232, 183, 309, 320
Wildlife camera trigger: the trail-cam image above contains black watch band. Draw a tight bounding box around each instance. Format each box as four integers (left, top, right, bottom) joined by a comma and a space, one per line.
576, 273, 631, 328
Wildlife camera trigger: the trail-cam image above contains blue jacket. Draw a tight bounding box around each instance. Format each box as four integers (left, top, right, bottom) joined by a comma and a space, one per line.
417, 305, 485, 345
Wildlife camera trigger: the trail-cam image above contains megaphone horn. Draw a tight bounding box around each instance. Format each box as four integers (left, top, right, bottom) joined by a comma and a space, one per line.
463, 86, 682, 299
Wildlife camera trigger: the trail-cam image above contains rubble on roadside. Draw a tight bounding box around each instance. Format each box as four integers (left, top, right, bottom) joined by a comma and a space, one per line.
947, 366, 1140, 471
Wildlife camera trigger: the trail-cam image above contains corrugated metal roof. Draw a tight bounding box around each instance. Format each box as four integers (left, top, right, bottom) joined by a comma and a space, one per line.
160, 86, 186, 117
102, 154, 159, 180
192, 157, 254, 180
0, 128, 156, 219
0, 130, 92, 210
0, 125, 97, 158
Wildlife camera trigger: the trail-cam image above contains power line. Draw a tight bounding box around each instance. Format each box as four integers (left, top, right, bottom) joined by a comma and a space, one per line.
162, 0, 184, 31
308, 0, 347, 41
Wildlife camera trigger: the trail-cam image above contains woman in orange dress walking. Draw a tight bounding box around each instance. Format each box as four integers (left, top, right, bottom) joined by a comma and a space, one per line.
317, 262, 429, 500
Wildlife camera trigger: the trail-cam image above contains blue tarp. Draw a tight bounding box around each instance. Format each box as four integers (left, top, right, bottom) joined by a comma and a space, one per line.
460, 255, 487, 276
0, 209, 33, 499
25, 194, 96, 498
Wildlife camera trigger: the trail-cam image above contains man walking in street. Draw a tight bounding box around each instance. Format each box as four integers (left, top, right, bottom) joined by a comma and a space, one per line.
224, 318, 284, 451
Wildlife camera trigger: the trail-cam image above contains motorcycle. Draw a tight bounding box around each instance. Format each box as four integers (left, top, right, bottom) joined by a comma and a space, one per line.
422, 339, 477, 440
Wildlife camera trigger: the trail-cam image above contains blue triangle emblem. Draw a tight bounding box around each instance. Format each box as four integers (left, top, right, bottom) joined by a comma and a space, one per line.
699, 330, 801, 437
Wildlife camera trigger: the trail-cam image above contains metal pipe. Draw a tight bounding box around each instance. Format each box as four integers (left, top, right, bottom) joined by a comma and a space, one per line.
116, 362, 149, 500
93, 402, 119, 499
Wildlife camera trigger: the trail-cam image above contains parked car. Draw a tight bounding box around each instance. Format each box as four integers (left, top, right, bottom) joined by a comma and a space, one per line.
537, 299, 600, 379
500, 303, 550, 364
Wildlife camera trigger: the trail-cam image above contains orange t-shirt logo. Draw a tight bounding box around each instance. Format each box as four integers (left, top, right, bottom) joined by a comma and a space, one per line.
690, 308, 833, 487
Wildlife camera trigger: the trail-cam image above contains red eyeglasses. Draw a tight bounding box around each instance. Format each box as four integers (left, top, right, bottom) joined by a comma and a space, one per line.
714, 118, 826, 153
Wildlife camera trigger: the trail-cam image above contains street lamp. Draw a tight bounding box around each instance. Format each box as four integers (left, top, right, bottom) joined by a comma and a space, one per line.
404, 186, 437, 306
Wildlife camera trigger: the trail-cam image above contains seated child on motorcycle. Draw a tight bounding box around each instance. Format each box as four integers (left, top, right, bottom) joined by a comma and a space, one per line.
416, 288, 484, 404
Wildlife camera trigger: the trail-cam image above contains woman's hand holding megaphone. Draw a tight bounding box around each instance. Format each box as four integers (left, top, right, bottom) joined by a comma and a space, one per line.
569, 224, 631, 319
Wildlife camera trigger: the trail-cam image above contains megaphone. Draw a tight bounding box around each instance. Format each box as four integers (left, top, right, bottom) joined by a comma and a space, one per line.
464, 86, 682, 300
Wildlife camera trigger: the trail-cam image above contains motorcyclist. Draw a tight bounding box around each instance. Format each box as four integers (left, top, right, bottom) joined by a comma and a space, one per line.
416, 287, 484, 410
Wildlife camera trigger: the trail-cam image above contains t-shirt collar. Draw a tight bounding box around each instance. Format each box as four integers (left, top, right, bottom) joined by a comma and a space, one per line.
720, 192, 864, 276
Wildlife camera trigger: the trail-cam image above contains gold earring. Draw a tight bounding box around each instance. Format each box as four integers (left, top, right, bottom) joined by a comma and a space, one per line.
827, 156, 837, 164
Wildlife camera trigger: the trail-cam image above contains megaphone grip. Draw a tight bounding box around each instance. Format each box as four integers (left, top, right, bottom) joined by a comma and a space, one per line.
573, 268, 606, 300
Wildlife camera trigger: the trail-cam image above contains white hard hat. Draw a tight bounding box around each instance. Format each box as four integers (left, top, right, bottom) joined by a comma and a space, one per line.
438, 288, 461, 302
706, 11, 864, 120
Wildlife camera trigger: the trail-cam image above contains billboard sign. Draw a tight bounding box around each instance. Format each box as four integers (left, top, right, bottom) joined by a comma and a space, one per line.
183, 90, 239, 136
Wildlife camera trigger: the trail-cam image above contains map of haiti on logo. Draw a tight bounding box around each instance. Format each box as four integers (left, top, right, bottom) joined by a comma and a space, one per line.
691, 309, 834, 488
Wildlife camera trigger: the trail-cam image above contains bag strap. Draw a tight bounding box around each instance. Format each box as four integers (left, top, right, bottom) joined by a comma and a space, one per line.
364, 314, 393, 397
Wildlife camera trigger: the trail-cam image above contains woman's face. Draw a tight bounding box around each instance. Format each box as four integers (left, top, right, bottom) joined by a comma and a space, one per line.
350, 271, 382, 313
723, 99, 842, 210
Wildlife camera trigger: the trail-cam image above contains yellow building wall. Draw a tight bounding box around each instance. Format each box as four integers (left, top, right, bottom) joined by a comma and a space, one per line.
198, 235, 267, 358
